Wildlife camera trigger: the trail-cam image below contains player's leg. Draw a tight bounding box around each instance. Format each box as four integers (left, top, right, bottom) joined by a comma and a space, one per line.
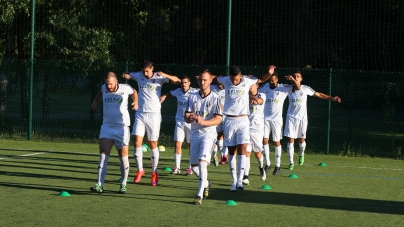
145, 113, 161, 186
250, 128, 265, 181
196, 138, 215, 203
235, 116, 250, 190
184, 123, 193, 176
132, 112, 146, 183
91, 126, 113, 193
271, 120, 283, 175
284, 117, 297, 170
116, 126, 130, 194
262, 118, 271, 171
297, 119, 308, 165
172, 121, 184, 174
224, 117, 238, 191
243, 144, 252, 185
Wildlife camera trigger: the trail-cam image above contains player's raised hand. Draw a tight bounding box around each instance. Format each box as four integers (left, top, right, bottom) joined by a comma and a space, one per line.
332, 96, 342, 103
268, 65, 276, 75
188, 112, 195, 123
131, 102, 138, 110
122, 72, 130, 79
194, 114, 204, 125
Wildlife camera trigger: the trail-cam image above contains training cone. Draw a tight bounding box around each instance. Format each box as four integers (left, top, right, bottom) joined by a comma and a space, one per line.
289, 174, 298, 179
261, 185, 272, 190
58, 191, 71, 197
225, 200, 238, 206
163, 167, 172, 172
118, 178, 130, 183
319, 162, 327, 167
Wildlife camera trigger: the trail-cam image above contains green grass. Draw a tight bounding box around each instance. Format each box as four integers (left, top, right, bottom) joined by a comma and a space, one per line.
1, 139, 403, 226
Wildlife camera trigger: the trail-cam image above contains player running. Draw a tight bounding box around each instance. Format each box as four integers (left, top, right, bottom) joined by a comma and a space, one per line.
184, 69, 222, 205
284, 71, 341, 170
122, 60, 180, 186
160, 75, 199, 176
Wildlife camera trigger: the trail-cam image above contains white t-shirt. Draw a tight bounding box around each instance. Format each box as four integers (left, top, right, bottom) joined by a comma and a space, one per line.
185, 91, 222, 139
170, 87, 199, 122
249, 92, 266, 130
129, 71, 169, 113
101, 83, 135, 127
216, 75, 258, 115
286, 85, 316, 120
210, 84, 225, 110
258, 83, 293, 121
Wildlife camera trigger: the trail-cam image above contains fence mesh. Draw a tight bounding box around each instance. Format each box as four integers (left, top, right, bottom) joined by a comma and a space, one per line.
0, 1, 403, 158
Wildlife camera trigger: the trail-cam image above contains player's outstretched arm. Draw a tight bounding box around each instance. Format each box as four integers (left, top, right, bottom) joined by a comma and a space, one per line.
91, 91, 102, 111
130, 89, 138, 110
122, 72, 131, 80
194, 114, 222, 127
284, 74, 301, 90
257, 65, 276, 83
314, 92, 342, 103
157, 71, 181, 84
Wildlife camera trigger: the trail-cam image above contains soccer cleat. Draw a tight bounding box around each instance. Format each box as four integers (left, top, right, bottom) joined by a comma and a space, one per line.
264, 165, 271, 173
118, 184, 127, 194
203, 181, 212, 199
236, 182, 244, 190
151, 172, 159, 186
273, 166, 280, 175
134, 170, 145, 183
288, 164, 294, 170
222, 155, 228, 162
186, 168, 193, 176
213, 156, 219, 167
193, 196, 202, 205
90, 183, 103, 194
259, 167, 267, 181
230, 184, 237, 192
299, 154, 305, 165
242, 175, 250, 185
171, 167, 181, 175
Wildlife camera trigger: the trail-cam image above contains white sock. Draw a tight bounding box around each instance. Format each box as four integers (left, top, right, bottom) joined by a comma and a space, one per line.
119, 156, 129, 185
175, 153, 181, 169
218, 140, 223, 154
299, 142, 306, 156
228, 155, 237, 185
192, 165, 199, 177
263, 144, 270, 166
151, 147, 159, 173
134, 146, 143, 171
287, 143, 294, 164
275, 145, 282, 167
97, 154, 109, 185
257, 155, 264, 168
244, 156, 250, 176
212, 145, 218, 157
222, 146, 228, 156
197, 162, 208, 198
237, 155, 246, 183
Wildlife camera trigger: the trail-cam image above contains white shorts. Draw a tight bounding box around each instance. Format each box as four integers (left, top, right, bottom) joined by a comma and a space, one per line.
174, 121, 191, 143
264, 118, 283, 142
189, 137, 216, 165
99, 125, 130, 149
224, 116, 250, 146
284, 117, 308, 139
246, 128, 264, 153
131, 112, 161, 141
216, 115, 226, 133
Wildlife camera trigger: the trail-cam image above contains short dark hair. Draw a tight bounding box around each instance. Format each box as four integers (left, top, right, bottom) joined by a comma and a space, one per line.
200, 69, 212, 75
141, 59, 153, 69
230, 65, 241, 76
271, 71, 279, 78
292, 70, 302, 75
181, 75, 191, 81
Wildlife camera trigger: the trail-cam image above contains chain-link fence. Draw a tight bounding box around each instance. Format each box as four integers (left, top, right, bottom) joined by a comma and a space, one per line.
0, 60, 403, 158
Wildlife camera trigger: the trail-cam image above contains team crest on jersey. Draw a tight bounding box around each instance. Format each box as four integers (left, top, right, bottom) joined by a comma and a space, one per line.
203, 111, 209, 118
276, 92, 279, 95
207, 102, 210, 107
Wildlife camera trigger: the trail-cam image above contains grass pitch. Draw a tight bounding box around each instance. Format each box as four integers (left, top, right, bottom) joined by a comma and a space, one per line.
1, 140, 403, 226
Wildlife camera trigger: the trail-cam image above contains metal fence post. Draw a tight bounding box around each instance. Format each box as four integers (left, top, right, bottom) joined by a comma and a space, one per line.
28, 0, 36, 140
327, 68, 332, 154
226, 0, 232, 73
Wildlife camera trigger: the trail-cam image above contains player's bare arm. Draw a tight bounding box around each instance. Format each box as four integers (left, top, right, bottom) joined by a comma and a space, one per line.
284, 74, 301, 90
91, 91, 103, 111
314, 92, 342, 103
130, 90, 139, 110
194, 114, 222, 127
257, 65, 276, 83
122, 72, 131, 80
157, 71, 181, 84
249, 95, 263, 105
184, 112, 195, 123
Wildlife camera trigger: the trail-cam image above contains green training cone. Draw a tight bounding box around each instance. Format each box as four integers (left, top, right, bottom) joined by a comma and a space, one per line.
163, 167, 172, 172
58, 191, 71, 197
261, 185, 271, 190
118, 178, 130, 183
289, 174, 298, 179
225, 200, 238, 206
319, 162, 327, 167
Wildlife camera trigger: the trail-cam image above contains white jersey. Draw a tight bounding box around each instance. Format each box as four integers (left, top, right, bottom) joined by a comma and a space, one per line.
129, 71, 169, 113
216, 75, 258, 115
170, 87, 199, 122
258, 83, 293, 121
185, 91, 222, 139
101, 83, 135, 127
249, 92, 266, 130
210, 84, 225, 110
286, 85, 316, 120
